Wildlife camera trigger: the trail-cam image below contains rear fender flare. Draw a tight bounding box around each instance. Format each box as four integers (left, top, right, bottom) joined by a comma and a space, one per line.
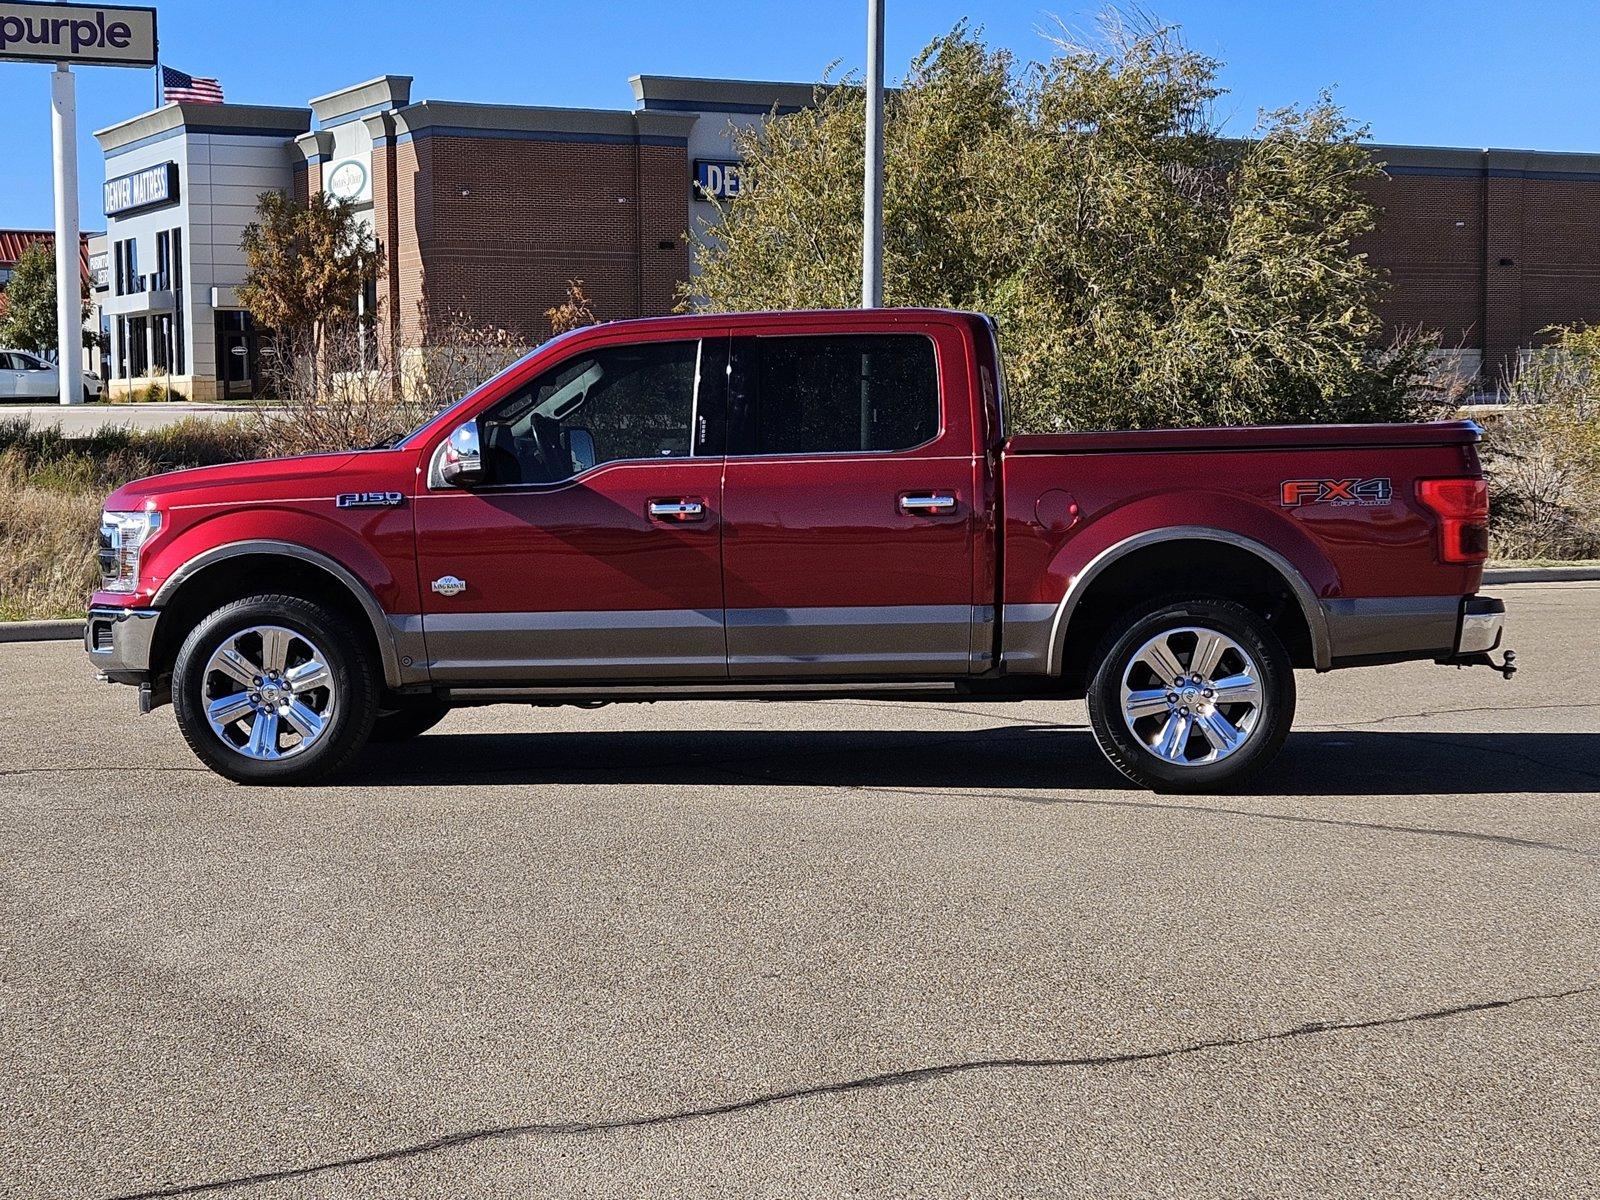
1048, 526, 1333, 673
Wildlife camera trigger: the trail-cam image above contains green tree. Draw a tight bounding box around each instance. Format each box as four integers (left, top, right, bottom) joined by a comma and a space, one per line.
238, 190, 381, 353
0, 241, 89, 357
689, 16, 1438, 431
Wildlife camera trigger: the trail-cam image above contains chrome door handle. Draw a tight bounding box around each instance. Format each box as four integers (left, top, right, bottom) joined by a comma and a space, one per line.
899, 492, 958, 514
648, 499, 706, 522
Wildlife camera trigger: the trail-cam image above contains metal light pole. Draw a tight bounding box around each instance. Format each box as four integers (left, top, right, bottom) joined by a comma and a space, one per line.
861, 0, 885, 308
51, 64, 81, 404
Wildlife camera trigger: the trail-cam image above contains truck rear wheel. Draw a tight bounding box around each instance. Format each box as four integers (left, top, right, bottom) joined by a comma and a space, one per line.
171, 594, 379, 785
1085, 597, 1294, 793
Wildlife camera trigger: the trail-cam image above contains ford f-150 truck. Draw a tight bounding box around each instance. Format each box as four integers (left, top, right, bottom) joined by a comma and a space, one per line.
86, 308, 1511, 791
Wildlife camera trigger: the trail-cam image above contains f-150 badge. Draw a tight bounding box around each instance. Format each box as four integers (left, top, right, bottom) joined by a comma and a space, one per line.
431, 576, 468, 597
1280, 478, 1392, 508
336, 491, 405, 508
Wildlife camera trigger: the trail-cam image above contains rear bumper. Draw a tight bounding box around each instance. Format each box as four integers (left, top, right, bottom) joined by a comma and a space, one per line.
1322, 593, 1505, 668
85, 606, 158, 683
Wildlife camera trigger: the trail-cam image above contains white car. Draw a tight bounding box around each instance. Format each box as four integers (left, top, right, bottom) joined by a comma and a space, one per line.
0, 349, 104, 402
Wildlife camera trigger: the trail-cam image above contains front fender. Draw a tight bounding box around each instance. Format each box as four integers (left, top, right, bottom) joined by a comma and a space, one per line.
137, 507, 415, 688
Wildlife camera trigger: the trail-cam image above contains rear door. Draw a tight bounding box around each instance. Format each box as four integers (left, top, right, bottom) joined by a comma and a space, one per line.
0, 354, 17, 398
414, 336, 728, 683
720, 326, 978, 677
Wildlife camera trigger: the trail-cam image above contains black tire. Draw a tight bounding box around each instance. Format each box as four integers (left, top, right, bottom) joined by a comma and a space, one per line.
369, 701, 450, 743
1085, 597, 1295, 794
171, 593, 379, 785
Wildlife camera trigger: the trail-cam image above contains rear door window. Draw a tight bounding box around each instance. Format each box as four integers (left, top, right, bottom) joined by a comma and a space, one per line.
729, 334, 939, 455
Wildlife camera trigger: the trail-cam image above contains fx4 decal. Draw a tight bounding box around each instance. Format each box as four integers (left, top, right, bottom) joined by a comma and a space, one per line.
1280, 477, 1393, 508
336, 491, 405, 508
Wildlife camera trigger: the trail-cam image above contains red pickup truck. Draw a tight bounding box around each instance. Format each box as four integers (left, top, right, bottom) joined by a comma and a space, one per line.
86, 308, 1511, 791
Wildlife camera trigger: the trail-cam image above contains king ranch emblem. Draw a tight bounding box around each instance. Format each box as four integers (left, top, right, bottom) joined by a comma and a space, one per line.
1280, 477, 1393, 508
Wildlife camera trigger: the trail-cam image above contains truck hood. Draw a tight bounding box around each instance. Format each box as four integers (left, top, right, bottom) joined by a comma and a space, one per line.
105, 451, 362, 510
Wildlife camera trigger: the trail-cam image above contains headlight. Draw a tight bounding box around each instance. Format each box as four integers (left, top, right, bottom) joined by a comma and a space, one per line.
97, 510, 162, 593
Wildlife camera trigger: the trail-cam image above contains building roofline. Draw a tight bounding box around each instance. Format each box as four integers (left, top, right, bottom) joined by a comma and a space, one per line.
1369, 142, 1600, 178
370, 100, 697, 144
630, 74, 819, 113
94, 102, 311, 151
309, 75, 412, 126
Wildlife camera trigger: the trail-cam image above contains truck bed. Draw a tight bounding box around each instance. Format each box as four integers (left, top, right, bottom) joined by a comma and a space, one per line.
1005, 420, 1481, 455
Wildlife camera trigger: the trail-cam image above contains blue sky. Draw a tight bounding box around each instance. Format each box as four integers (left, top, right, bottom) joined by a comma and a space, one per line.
4, 0, 1600, 229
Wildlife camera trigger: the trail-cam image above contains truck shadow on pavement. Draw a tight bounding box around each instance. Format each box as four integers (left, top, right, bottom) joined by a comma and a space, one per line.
353, 724, 1600, 798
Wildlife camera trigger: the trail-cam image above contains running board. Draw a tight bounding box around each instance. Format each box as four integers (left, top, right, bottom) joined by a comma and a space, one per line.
441, 680, 970, 706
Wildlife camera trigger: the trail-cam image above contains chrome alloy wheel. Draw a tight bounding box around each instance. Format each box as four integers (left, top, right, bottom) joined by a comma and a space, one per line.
202, 625, 336, 761
1119, 625, 1264, 767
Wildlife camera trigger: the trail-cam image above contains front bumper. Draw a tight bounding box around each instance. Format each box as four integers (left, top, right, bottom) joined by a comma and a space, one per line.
85, 606, 159, 683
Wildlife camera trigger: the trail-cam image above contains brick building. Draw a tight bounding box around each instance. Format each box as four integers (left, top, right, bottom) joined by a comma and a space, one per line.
92, 73, 1600, 402
1359, 144, 1600, 386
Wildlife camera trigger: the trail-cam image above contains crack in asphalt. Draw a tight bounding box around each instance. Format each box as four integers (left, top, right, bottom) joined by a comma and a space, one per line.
1301, 700, 1600, 732
709, 761, 1599, 858
106, 982, 1599, 1200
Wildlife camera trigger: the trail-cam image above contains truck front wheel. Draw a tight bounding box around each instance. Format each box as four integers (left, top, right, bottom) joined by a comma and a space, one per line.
171, 594, 379, 785
1085, 597, 1295, 793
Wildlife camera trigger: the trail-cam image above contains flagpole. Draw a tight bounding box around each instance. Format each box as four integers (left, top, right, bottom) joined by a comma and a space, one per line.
154, 56, 160, 108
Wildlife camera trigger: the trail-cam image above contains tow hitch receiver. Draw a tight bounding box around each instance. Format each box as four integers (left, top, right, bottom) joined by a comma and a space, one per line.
1444, 648, 1517, 680
1437, 595, 1513, 677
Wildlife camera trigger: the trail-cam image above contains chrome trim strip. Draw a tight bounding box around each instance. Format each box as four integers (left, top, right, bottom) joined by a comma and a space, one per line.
999, 603, 1057, 672
1321, 595, 1460, 661
1031, 526, 1333, 676
727, 604, 973, 677
423, 608, 726, 682
968, 603, 997, 670
150, 540, 408, 688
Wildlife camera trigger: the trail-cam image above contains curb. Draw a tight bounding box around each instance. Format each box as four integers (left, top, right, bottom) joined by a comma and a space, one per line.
1483, 566, 1600, 584
0, 620, 83, 644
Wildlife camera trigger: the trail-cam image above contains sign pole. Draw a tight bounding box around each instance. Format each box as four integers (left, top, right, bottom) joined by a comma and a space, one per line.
861, 0, 885, 308
51, 63, 80, 405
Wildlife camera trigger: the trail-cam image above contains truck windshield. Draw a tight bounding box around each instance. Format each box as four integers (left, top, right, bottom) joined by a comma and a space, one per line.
386, 326, 591, 451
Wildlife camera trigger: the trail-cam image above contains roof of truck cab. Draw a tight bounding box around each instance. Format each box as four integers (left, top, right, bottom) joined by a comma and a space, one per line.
581, 308, 988, 334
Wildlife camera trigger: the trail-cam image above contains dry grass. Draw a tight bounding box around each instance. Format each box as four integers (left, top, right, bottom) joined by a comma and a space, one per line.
0, 470, 103, 621
0, 417, 264, 621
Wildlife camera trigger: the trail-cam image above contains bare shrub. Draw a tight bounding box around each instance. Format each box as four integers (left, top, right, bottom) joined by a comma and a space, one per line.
254, 314, 530, 457
1481, 327, 1600, 561
404, 309, 530, 415
545, 279, 597, 335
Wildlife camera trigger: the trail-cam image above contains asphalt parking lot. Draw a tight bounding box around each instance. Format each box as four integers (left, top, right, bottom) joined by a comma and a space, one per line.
1, 582, 1596, 1199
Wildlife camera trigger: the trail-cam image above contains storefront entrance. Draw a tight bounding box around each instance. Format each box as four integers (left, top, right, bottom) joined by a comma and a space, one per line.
215, 311, 260, 399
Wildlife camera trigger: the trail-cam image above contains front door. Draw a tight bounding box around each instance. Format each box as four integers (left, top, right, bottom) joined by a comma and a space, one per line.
414, 336, 727, 683
216, 312, 255, 399
721, 329, 978, 677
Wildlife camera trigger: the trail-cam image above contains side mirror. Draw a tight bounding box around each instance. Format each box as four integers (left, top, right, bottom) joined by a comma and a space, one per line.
439, 420, 487, 488
563, 427, 596, 474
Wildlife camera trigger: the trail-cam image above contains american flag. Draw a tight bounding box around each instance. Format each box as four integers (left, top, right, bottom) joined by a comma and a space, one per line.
161, 66, 224, 105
